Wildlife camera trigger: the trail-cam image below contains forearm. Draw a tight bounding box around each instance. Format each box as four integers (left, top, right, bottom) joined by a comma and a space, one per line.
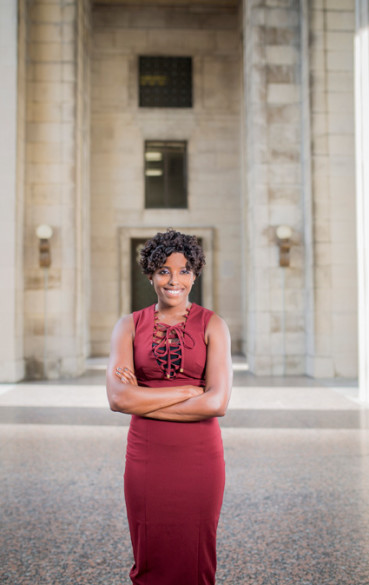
144, 388, 226, 422
107, 376, 199, 416
145, 406, 209, 422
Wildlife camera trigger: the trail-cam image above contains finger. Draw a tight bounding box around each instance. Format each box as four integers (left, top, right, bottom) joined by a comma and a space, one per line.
115, 370, 127, 383
115, 366, 136, 385
123, 367, 137, 381
118, 366, 135, 377
116, 367, 129, 377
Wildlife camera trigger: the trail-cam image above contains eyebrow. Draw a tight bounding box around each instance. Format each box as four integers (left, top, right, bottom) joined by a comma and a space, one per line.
160, 265, 188, 269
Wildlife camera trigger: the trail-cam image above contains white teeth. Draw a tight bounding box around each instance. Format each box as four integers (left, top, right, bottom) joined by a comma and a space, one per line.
165, 290, 181, 295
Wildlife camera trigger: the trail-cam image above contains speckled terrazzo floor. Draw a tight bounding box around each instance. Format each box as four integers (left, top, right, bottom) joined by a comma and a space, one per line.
1, 365, 369, 585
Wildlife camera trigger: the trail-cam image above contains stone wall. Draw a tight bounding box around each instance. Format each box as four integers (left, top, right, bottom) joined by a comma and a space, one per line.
355, 0, 369, 401
242, 0, 357, 377
243, 0, 306, 374
0, 0, 25, 381
75, 0, 92, 366
308, 0, 357, 377
90, 3, 243, 355
355, 0, 369, 403
24, 0, 91, 378
1, 0, 356, 380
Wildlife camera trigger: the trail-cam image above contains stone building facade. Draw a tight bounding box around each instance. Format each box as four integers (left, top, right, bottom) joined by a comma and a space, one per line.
90, 2, 243, 355
1, 0, 368, 400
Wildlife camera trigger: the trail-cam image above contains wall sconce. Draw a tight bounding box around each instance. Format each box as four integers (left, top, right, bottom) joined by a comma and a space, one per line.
276, 225, 292, 267
35, 224, 53, 378
35, 224, 53, 268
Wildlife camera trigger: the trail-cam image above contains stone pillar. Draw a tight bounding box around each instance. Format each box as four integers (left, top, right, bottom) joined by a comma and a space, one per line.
24, 0, 91, 378
300, 0, 315, 378
0, 0, 25, 381
242, 0, 306, 375
355, 0, 369, 402
308, 0, 357, 378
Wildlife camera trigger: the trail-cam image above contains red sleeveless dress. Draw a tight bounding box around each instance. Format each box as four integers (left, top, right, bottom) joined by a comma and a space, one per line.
124, 303, 225, 585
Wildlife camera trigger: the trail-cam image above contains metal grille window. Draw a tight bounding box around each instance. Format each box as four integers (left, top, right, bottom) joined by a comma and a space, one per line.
145, 141, 187, 209
139, 56, 192, 108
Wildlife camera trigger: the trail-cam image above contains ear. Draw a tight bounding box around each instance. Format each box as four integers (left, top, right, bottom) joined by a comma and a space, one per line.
147, 275, 153, 285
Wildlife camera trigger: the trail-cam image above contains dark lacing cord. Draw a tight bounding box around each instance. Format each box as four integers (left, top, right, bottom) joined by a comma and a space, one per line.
153, 324, 195, 379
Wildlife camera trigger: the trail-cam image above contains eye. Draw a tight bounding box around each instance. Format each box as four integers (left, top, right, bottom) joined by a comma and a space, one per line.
158, 269, 169, 275
181, 269, 190, 274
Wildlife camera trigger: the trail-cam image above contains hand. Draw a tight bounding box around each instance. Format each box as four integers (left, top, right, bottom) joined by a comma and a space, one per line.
115, 366, 138, 386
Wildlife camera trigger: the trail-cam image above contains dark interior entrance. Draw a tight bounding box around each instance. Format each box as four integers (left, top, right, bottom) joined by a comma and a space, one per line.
130, 238, 202, 312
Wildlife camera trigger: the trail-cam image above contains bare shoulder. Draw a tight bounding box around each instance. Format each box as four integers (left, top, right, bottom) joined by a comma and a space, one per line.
108, 314, 135, 370
111, 313, 135, 341
205, 313, 230, 344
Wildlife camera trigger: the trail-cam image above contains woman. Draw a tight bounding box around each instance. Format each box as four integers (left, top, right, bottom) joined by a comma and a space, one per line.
106, 229, 232, 585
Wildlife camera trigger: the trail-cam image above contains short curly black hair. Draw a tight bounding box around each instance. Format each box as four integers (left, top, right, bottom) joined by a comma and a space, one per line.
139, 229, 205, 277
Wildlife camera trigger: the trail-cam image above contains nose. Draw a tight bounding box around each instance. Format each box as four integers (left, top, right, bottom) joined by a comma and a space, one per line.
169, 272, 179, 286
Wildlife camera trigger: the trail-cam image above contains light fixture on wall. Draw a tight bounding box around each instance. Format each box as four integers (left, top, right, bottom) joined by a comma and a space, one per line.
35, 224, 53, 378
36, 224, 53, 268
275, 225, 293, 376
276, 225, 292, 267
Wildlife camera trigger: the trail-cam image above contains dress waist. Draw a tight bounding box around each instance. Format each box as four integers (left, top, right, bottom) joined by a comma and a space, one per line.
137, 377, 205, 388
128, 414, 223, 450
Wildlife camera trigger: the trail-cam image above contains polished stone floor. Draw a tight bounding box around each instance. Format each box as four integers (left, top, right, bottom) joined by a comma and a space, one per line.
1, 363, 369, 585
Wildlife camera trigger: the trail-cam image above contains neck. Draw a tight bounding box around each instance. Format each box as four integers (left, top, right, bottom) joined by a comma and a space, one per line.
156, 299, 190, 315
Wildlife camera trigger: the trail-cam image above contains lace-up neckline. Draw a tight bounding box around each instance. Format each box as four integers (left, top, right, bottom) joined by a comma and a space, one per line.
152, 305, 195, 379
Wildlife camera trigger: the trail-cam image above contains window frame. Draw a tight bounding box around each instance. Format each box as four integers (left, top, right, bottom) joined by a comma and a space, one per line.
144, 140, 188, 209
139, 56, 193, 109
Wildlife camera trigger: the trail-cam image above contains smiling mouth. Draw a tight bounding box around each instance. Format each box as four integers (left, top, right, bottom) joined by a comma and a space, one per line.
164, 289, 183, 296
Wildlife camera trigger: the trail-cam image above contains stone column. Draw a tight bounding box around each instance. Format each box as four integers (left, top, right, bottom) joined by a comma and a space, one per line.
0, 0, 25, 381
308, 0, 357, 378
355, 0, 369, 402
300, 0, 315, 378
242, 0, 305, 375
24, 0, 91, 378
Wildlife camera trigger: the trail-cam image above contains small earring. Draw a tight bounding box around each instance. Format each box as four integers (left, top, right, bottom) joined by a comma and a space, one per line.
150, 280, 153, 286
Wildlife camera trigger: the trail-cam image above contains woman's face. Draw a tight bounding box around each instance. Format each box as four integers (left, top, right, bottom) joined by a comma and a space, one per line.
151, 252, 195, 308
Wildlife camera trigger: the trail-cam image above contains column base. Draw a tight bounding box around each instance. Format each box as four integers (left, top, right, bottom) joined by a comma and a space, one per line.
25, 355, 87, 380
0, 359, 25, 383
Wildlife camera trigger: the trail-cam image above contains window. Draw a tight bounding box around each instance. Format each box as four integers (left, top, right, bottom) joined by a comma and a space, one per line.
139, 56, 192, 108
145, 141, 187, 209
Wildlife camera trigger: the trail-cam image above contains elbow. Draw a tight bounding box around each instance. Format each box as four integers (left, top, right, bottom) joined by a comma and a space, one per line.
207, 393, 227, 417
106, 378, 120, 412
109, 393, 133, 414
108, 392, 121, 412
214, 402, 226, 417
106, 382, 129, 414
216, 406, 226, 418
107, 386, 141, 415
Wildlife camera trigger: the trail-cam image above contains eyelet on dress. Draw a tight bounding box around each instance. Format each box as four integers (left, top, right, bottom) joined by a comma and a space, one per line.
152, 307, 194, 379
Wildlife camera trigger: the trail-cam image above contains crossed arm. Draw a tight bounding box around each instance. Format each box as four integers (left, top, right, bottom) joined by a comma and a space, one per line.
106, 313, 232, 422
